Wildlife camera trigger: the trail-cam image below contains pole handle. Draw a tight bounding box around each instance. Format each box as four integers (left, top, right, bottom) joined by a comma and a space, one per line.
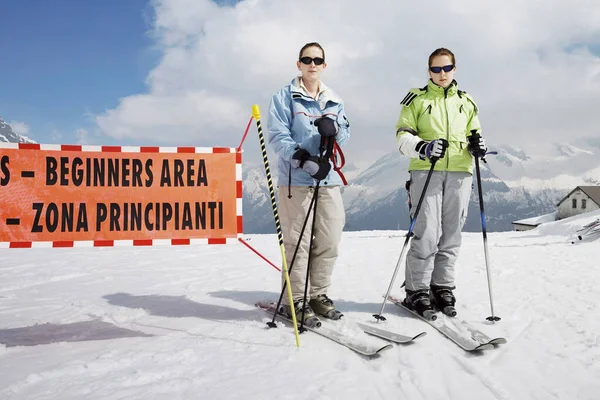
252, 104, 261, 119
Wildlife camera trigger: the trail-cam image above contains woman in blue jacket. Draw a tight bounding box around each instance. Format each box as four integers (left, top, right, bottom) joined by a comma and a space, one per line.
267, 42, 350, 324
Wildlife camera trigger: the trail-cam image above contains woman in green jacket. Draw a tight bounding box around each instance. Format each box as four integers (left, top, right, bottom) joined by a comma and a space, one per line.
395, 47, 488, 319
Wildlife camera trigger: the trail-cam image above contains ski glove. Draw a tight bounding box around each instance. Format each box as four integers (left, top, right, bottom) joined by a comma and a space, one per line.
314, 117, 338, 137
291, 149, 331, 180
468, 133, 487, 157
416, 139, 448, 162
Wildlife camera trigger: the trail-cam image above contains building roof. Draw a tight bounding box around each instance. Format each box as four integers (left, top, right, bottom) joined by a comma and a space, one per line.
556, 186, 600, 207
512, 211, 557, 226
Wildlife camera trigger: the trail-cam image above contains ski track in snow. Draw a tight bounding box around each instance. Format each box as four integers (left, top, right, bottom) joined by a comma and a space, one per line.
1, 211, 600, 399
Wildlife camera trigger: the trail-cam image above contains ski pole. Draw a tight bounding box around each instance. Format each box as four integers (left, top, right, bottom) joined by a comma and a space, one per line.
279, 135, 331, 330
252, 105, 301, 347
373, 151, 441, 322
473, 148, 501, 322
299, 181, 321, 331
271, 192, 318, 332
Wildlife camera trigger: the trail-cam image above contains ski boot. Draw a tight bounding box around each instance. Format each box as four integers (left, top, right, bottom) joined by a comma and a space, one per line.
283, 301, 321, 328
309, 294, 343, 320
402, 290, 437, 321
430, 285, 457, 317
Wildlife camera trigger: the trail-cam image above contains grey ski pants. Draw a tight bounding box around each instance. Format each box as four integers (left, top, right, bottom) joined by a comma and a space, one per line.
404, 170, 472, 292
278, 186, 345, 304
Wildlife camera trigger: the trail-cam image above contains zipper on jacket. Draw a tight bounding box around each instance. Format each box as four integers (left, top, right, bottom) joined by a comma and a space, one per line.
419, 104, 432, 119
444, 86, 450, 170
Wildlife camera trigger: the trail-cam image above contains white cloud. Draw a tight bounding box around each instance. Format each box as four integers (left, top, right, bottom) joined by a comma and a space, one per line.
94, 0, 600, 165
8, 120, 30, 136
50, 129, 63, 142
74, 128, 90, 144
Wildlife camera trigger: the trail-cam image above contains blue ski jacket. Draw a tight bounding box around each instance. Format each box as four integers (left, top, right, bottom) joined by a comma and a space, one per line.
267, 77, 350, 187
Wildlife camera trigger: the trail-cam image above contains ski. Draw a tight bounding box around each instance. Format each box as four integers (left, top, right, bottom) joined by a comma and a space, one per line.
256, 301, 393, 357
573, 219, 600, 242
356, 321, 427, 344
386, 295, 506, 352
577, 218, 600, 233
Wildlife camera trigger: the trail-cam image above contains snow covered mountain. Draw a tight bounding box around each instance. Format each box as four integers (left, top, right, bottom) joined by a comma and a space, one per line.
242, 136, 600, 233
0, 117, 36, 144
2, 113, 592, 233
486, 137, 600, 189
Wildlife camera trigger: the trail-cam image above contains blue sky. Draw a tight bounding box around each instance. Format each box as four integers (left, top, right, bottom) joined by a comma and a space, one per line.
0, 0, 240, 144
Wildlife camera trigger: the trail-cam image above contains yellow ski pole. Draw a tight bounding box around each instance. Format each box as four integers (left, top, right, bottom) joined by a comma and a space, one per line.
252, 104, 300, 348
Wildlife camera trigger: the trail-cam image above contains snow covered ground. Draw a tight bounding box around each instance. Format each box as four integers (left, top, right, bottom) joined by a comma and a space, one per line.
1, 210, 599, 400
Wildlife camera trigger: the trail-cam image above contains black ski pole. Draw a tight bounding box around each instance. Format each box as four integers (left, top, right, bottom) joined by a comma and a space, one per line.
299, 180, 321, 331
373, 150, 442, 321
473, 144, 501, 322
269, 155, 328, 330
269, 192, 317, 331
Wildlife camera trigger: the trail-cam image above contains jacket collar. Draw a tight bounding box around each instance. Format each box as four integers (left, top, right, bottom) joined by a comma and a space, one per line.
290, 77, 341, 105
427, 79, 459, 96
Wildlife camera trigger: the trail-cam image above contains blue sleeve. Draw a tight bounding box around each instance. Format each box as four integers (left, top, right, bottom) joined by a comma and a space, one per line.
335, 102, 350, 147
267, 88, 298, 163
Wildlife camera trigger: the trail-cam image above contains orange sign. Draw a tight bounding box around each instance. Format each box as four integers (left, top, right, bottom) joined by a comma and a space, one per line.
0, 144, 242, 247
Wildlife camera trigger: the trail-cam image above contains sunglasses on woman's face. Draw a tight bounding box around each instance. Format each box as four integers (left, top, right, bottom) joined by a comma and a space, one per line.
299, 56, 325, 66
429, 64, 455, 73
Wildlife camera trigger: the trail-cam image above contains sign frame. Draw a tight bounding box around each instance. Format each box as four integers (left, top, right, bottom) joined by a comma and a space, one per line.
0, 143, 243, 248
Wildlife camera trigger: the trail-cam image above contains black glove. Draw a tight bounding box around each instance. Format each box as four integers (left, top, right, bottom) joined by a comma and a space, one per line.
468, 133, 487, 157
314, 117, 338, 137
314, 117, 338, 159
292, 149, 331, 180
416, 139, 448, 162
291, 149, 310, 169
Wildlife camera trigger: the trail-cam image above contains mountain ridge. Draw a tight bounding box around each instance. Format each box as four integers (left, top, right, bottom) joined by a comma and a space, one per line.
0, 117, 37, 144
2, 116, 595, 234
242, 136, 599, 233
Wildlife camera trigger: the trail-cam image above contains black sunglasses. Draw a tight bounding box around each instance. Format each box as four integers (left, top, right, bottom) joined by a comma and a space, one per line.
429, 64, 454, 73
299, 56, 325, 66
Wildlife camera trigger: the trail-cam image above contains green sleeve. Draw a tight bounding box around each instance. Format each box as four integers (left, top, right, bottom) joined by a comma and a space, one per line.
464, 93, 482, 136
395, 100, 419, 139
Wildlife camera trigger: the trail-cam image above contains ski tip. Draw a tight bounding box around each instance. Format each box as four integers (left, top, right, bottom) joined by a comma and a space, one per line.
361, 345, 394, 357
413, 332, 428, 340
377, 344, 394, 354
472, 343, 495, 351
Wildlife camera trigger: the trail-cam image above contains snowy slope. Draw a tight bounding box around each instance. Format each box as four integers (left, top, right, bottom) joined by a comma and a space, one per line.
1, 211, 599, 399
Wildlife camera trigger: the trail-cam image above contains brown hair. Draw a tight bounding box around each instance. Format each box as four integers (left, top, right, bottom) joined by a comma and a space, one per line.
299, 42, 325, 60
428, 48, 455, 67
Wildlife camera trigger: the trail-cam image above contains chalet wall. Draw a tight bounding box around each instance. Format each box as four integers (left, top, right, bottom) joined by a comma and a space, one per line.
558, 189, 600, 219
